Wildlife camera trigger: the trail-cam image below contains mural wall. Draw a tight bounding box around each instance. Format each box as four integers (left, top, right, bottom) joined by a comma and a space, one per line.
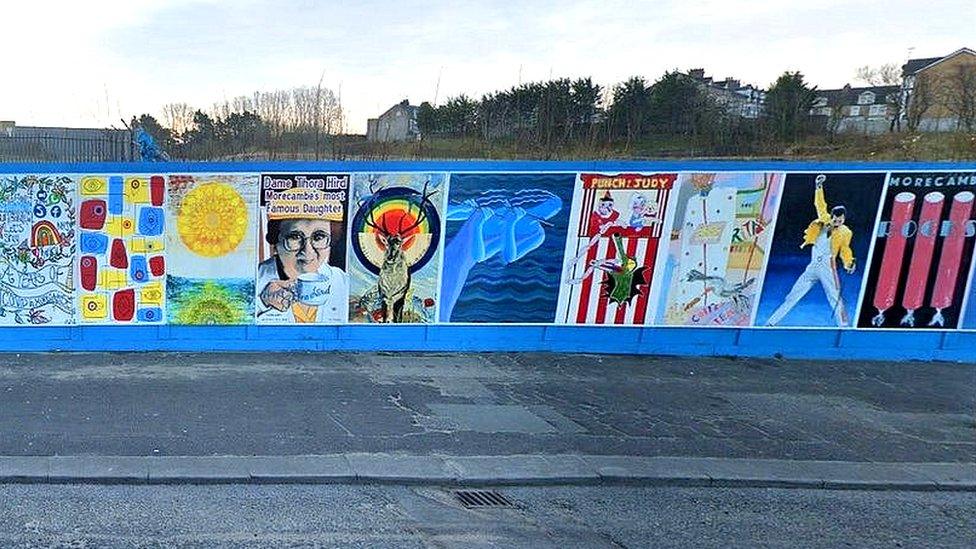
256, 173, 349, 324
856, 172, 976, 329
755, 173, 886, 328
443, 173, 571, 323
166, 174, 258, 325
655, 172, 782, 327
347, 173, 447, 323
556, 173, 675, 325
0, 175, 75, 325
78, 175, 166, 324
4, 167, 976, 330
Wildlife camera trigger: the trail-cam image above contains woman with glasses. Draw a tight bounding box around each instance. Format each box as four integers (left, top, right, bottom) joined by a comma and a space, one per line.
256, 217, 348, 323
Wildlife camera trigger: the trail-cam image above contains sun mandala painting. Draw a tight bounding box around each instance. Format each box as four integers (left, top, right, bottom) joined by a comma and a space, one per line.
166, 174, 258, 324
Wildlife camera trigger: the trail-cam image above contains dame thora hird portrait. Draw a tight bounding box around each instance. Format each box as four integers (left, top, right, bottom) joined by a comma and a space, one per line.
256, 216, 348, 323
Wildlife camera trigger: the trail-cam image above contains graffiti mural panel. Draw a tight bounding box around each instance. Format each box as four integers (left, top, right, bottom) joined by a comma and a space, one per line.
755, 173, 885, 327
256, 173, 349, 324
556, 173, 677, 325
76, 174, 167, 324
348, 173, 447, 323
656, 172, 783, 327
166, 174, 258, 324
0, 174, 75, 325
857, 172, 976, 329
440, 173, 572, 323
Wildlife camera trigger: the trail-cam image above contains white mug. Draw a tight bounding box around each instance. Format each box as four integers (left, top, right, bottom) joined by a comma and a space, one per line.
295, 272, 332, 306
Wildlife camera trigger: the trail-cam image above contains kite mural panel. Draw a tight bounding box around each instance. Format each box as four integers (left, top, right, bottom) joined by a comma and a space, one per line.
755, 173, 886, 328
0, 174, 75, 325
656, 172, 783, 327
440, 173, 571, 323
555, 172, 677, 325
857, 172, 976, 329
166, 174, 258, 325
77, 175, 167, 324
256, 173, 349, 324
348, 173, 447, 323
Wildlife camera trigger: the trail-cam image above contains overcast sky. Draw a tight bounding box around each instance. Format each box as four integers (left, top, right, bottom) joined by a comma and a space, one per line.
3, 0, 973, 133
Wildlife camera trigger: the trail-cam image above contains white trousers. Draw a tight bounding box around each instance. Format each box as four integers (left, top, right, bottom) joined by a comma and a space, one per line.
767, 258, 847, 326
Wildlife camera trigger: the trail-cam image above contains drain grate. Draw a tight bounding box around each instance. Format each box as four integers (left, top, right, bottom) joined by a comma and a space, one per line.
454, 490, 514, 508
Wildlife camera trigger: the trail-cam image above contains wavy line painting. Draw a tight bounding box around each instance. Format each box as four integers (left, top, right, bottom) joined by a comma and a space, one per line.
441, 173, 572, 323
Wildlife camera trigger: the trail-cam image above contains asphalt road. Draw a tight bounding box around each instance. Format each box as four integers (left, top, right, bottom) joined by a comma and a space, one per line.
0, 352, 972, 462
0, 484, 973, 548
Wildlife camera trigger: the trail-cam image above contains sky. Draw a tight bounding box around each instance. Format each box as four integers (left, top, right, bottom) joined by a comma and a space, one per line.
3, 0, 974, 134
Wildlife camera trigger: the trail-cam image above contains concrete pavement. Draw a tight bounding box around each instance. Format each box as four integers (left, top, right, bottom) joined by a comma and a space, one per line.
0, 352, 972, 488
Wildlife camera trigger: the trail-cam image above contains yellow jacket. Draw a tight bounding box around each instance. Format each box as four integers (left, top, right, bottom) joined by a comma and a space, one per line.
801, 186, 854, 270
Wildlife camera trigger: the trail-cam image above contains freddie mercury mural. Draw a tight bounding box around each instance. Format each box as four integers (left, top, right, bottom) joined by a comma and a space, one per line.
0, 174, 76, 325
555, 173, 677, 325
256, 173, 349, 324
439, 173, 570, 323
77, 175, 167, 323
347, 173, 447, 323
857, 172, 976, 329
656, 172, 782, 327
755, 173, 885, 328
166, 174, 259, 324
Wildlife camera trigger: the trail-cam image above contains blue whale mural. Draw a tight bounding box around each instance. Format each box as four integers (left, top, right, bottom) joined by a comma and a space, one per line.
440, 173, 573, 323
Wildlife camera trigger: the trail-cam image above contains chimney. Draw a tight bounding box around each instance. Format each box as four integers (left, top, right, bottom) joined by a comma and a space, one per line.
688, 68, 705, 80
724, 78, 740, 89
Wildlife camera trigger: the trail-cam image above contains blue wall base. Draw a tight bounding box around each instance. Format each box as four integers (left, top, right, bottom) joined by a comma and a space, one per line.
0, 325, 969, 363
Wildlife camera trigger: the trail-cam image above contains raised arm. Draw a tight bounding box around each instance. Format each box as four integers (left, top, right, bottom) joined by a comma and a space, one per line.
814, 184, 831, 224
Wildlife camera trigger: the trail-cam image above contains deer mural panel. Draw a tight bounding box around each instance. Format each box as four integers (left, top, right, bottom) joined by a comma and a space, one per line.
348, 173, 447, 324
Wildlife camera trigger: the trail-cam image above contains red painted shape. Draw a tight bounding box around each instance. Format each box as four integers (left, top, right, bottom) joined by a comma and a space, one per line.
874, 193, 915, 313
113, 289, 135, 321
931, 191, 975, 309
149, 255, 165, 277
150, 176, 165, 206
79, 200, 107, 230
80, 256, 97, 291
902, 192, 944, 311
110, 239, 128, 269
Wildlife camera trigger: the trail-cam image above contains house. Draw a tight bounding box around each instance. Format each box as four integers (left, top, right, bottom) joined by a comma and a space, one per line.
902, 47, 976, 131
810, 85, 901, 134
686, 69, 765, 118
366, 100, 420, 142
0, 122, 134, 161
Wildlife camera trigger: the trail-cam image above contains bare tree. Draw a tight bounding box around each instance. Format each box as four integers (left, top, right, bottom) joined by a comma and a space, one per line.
160, 103, 196, 136
856, 63, 904, 131
907, 73, 936, 132
823, 98, 845, 138
941, 65, 976, 132
253, 90, 289, 159
856, 64, 901, 87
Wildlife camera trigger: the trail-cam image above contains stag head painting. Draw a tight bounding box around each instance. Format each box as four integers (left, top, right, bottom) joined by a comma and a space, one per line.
348, 173, 447, 323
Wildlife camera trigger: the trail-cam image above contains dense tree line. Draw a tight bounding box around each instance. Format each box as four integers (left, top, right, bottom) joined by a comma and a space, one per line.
134, 71, 829, 159
416, 70, 821, 156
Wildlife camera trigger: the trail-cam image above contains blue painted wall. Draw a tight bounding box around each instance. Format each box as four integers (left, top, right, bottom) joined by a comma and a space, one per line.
2, 160, 976, 362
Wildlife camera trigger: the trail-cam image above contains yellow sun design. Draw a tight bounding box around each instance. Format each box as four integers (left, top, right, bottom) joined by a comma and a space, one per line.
177, 182, 248, 257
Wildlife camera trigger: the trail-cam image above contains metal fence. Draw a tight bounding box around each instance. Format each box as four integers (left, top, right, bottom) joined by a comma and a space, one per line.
0, 132, 135, 162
